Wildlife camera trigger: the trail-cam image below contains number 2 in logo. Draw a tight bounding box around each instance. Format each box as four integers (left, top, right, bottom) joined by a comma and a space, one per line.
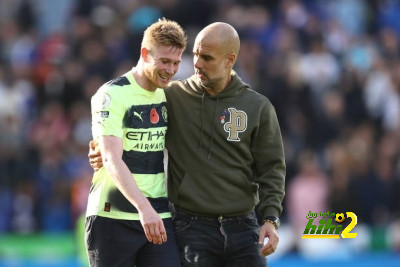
341, 212, 357, 239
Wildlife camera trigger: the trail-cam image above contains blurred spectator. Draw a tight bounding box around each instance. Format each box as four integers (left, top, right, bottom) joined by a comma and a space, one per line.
287, 150, 329, 238
326, 140, 356, 214
323, 0, 369, 36
364, 56, 400, 131
298, 34, 340, 112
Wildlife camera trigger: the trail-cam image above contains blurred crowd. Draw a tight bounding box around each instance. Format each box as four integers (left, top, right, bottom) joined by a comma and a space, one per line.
0, 0, 399, 252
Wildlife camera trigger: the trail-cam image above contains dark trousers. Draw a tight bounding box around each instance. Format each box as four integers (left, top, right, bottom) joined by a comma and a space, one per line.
171, 208, 267, 267
85, 215, 181, 267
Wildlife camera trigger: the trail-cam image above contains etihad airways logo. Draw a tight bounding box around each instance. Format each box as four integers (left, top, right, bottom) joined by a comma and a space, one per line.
221, 108, 247, 141
125, 129, 166, 151
126, 129, 166, 141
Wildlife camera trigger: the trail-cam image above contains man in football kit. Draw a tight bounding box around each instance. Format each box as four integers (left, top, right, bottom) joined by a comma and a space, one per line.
85, 18, 186, 267
89, 22, 286, 266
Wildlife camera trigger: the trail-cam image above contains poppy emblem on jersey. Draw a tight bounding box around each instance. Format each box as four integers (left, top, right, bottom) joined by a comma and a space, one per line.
150, 108, 159, 124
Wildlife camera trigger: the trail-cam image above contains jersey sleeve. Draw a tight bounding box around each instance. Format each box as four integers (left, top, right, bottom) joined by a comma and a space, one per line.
91, 85, 124, 138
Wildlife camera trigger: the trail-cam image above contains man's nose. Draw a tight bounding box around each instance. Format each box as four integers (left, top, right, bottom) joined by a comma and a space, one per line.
194, 58, 202, 69
166, 64, 175, 74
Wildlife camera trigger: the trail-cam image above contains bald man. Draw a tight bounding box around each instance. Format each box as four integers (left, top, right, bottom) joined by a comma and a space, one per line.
89, 22, 285, 266
165, 22, 286, 266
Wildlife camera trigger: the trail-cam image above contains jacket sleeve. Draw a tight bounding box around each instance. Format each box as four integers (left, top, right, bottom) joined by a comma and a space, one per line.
252, 100, 286, 219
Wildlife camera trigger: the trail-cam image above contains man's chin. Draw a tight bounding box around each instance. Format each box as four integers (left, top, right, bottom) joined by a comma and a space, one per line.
195, 76, 206, 86
157, 80, 170, 88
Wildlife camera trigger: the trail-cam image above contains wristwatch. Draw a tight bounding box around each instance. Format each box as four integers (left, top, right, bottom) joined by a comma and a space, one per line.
263, 216, 280, 229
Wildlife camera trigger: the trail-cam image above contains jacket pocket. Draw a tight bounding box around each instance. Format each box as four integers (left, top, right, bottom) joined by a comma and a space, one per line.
176, 170, 257, 215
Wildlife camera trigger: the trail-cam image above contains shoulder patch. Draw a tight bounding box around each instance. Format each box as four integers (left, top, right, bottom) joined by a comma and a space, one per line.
101, 93, 111, 109
107, 76, 131, 87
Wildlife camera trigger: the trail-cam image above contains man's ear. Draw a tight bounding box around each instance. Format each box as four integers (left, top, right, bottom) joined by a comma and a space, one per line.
141, 47, 150, 62
226, 53, 236, 68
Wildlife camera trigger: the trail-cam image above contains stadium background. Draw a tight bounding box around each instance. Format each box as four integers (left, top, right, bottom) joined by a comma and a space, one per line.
0, 0, 399, 266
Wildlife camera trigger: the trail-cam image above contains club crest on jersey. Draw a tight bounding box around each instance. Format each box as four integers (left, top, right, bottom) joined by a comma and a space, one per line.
222, 107, 247, 141
161, 106, 168, 123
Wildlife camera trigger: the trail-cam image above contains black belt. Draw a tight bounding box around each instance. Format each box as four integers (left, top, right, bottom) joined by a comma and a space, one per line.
172, 205, 254, 222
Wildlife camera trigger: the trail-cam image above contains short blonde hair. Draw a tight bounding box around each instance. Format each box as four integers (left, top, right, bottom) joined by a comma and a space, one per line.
142, 18, 187, 51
